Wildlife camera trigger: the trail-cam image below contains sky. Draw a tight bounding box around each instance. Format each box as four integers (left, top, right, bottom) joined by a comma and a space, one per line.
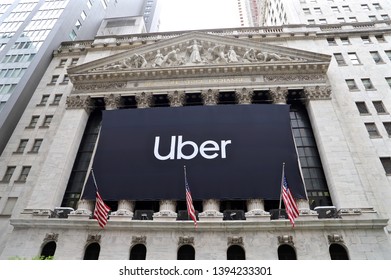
158, 0, 240, 32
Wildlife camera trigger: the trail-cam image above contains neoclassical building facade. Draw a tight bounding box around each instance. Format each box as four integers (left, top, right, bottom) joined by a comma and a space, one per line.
0, 20, 391, 259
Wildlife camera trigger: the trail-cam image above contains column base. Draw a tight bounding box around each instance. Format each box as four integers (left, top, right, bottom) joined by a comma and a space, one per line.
68, 209, 92, 220
153, 210, 177, 221
245, 209, 271, 221
198, 210, 223, 221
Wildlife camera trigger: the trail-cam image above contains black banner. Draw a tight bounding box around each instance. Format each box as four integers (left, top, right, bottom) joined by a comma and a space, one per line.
82, 104, 306, 201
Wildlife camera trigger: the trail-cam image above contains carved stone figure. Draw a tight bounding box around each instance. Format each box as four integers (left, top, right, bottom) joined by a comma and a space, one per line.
227, 46, 239, 63
162, 48, 181, 66
187, 40, 203, 63
208, 44, 227, 63
124, 54, 147, 68
152, 50, 164, 67
242, 48, 257, 62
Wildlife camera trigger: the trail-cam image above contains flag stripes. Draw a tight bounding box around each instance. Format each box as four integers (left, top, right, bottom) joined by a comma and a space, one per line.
94, 191, 110, 228
282, 176, 299, 227
184, 166, 197, 228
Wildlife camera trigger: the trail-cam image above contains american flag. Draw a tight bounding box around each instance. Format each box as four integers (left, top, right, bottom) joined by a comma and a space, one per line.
282, 176, 299, 227
94, 191, 111, 228
184, 166, 197, 228
91, 169, 110, 228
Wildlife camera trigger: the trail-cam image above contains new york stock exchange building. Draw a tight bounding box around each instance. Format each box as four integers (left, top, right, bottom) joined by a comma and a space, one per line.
1, 18, 391, 260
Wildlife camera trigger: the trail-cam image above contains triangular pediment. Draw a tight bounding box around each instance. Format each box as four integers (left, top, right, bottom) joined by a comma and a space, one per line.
68, 31, 331, 77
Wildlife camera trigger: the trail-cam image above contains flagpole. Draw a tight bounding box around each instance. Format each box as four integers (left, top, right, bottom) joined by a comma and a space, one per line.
278, 162, 285, 213
91, 168, 99, 192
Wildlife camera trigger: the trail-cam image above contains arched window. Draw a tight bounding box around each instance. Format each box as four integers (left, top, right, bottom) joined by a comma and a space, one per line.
278, 244, 297, 260
40, 241, 56, 259
329, 243, 349, 260
83, 242, 100, 260
227, 245, 245, 260
130, 244, 147, 260
177, 245, 195, 260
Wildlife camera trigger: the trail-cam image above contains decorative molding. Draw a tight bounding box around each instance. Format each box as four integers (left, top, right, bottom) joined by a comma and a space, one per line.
269, 87, 288, 104
327, 234, 344, 244
66, 95, 92, 113
168, 90, 185, 107
304, 86, 332, 100
87, 234, 101, 243
132, 235, 147, 245
264, 74, 326, 82
104, 94, 122, 110
178, 236, 194, 246
135, 92, 152, 108
228, 236, 244, 246
73, 82, 126, 92
43, 233, 59, 242
201, 89, 219, 105
277, 235, 294, 245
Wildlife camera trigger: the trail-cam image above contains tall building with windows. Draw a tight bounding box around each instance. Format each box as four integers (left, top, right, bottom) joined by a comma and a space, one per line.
0, 1, 391, 260
0, 0, 114, 156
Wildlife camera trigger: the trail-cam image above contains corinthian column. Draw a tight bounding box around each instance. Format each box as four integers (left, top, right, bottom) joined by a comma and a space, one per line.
201, 89, 219, 105
236, 88, 253, 104
270, 87, 288, 104
168, 90, 185, 107
135, 92, 152, 108
104, 94, 121, 110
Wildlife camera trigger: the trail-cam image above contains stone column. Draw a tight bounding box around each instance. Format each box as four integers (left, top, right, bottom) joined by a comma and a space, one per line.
236, 88, 253, 104
68, 199, 94, 219
245, 199, 270, 221
110, 200, 135, 221
23, 95, 92, 217
295, 198, 318, 220
199, 199, 223, 221
270, 87, 288, 104
135, 92, 152, 108
201, 89, 219, 105
153, 200, 177, 221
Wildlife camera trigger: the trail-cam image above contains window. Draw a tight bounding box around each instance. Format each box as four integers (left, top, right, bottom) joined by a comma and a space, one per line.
80, 11, 86, 20
83, 243, 100, 260
40, 241, 56, 259
327, 38, 337, 46
373, 3, 382, 10
130, 244, 146, 260
345, 79, 358, 90
69, 30, 77, 41
334, 53, 346, 65
381, 14, 390, 20
361, 4, 370, 11
17, 166, 31, 182
319, 19, 327, 24
370, 51, 383, 63
42, 115, 53, 127
362, 78, 375, 90
331, 6, 339, 13
380, 158, 391, 175
342, 6, 351, 12
1, 166, 16, 182
308, 19, 315, 24
348, 52, 360, 65
373, 101, 387, 114
337, 17, 345, 23
38, 95, 49, 106
356, 102, 369, 114
278, 245, 297, 260
340, 37, 350, 45
386, 51, 391, 61
329, 244, 349, 260
51, 94, 62, 105
303, 8, 310, 15
50, 75, 59, 84
365, 123, 380, 137
375, 35, 386, 42
349, 17, 357, 22
58, 59, 67, 67
314, 7, 322, 14
1, 197, 17, 215
383, 122, 391, 136
386, 77, 391, 88
30, 139, 42, 153
369, 15, 377, 21
87, 0, 92, 9
177, 245, 195, 260
361, 36, 371, 44
27, 115, 39, 128
71, 58, 79, 66
227, 245, 246, 260
15, 139, 28, 153
61, 75, 69, 84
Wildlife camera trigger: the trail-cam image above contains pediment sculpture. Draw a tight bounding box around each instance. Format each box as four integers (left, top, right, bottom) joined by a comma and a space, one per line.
92, 40, 306, 72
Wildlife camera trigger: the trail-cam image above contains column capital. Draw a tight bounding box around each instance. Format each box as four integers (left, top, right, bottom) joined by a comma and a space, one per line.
168, 90, 185, 107
304, 86, 332, 100
104, 94, 122, 110
235, 87, 254, 104
135, 92, 152, 108
201, 89, 219, 105
66, 95, 93, 113
269, 87, 288, 104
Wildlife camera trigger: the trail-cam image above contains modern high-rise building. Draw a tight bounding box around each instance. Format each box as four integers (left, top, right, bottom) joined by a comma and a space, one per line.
0, 0, 113, 156
0, 0, 391, 261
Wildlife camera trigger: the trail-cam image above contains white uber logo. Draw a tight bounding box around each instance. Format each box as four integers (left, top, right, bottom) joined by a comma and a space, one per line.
154, 135, 232, 160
